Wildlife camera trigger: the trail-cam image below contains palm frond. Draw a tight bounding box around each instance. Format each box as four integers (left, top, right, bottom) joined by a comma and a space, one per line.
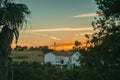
0, 2, 30, 44
0, 0, 14, 6
4, 3, 31, 28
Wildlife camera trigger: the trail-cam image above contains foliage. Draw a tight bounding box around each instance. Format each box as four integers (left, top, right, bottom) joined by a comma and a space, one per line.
29, 46, 54, 54
14, 45, 28, 51
7, 62, 120, 80
80, 0, 120, 68
73, 41, 82, 51
0, 0, 30, 43
94, 0, 120, 66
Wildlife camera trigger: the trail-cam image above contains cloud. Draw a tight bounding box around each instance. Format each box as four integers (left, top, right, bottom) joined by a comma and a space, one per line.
20, 32, 48, 37
21, 30, 61, 41
80, 32, 93, 35
74, 32, 92, 37
23, 27, 93, 32
73, 13, 98, 18
49, 36, 61, 41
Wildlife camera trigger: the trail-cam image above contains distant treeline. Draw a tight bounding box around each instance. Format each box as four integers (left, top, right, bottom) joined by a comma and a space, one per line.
14, 45, 54, 53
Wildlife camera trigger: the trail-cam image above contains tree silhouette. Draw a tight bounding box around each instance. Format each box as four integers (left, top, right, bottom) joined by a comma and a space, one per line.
0, 0, 30, 80
79, 0, 120, 68
85, 0, 120, 67
73, 41, 82, 51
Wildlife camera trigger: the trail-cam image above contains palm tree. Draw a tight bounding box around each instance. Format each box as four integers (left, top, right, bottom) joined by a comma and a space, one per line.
0, 0, 30, 80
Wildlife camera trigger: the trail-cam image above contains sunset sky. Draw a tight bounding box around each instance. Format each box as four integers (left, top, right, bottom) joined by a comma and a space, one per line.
14, 0, 98, 50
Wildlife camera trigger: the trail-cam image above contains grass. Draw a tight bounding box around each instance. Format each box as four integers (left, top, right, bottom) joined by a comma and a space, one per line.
10, 50, 44, 62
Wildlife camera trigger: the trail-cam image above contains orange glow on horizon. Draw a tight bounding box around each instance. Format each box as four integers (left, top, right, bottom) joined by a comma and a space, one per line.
12, 42, 75, 50
12, 40, 92, 50
49, 42, 74, 50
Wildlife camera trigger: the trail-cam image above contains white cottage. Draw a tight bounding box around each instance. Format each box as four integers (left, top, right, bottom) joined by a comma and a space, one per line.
44, 51, 81, 68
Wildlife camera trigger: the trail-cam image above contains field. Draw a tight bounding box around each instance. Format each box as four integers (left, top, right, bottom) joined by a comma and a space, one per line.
10, 50, 44, 62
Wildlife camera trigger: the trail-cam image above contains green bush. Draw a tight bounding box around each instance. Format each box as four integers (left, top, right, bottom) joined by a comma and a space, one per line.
7, 62, 120, 80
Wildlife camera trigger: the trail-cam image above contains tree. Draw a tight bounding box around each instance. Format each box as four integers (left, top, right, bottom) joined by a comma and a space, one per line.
40, 46, 54, 54
0, 0, 30, 80
80, 0, 120, 68
14, 45, 28, 51
73, 41, 82, 51
92, 0, 120, 66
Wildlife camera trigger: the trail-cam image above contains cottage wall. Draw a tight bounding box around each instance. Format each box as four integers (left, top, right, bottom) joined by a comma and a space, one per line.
44, 52, 56, 64
63, 57, 70, 65
55, 56, 64, 65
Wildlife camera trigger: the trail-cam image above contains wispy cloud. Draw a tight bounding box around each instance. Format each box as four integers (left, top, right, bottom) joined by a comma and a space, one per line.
21, 31, 61, 41
73, 13, 98, 18
49, 36, 61, 41
22, 27, 92, 32
74, 32, 92, 37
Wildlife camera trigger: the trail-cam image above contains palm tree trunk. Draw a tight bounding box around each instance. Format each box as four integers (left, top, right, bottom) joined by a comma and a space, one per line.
0, 26, 13, 80
0, 55, 8, 80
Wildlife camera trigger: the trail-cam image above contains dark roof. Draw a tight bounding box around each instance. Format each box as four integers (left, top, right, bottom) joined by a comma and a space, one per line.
52, 51, 75, 56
